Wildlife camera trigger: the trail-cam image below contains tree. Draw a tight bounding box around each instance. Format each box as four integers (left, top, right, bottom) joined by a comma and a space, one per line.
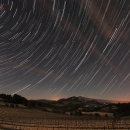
6, 95, 12, 102
12, 94, 28, 105
0, 94, 6, 99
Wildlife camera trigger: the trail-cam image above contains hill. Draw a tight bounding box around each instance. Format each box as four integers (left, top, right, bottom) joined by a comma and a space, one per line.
0, 93, 130, 117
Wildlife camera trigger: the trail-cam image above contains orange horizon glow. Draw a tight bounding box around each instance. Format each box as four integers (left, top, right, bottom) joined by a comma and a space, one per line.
110, 100, 130, 103
51, 97, 60, 101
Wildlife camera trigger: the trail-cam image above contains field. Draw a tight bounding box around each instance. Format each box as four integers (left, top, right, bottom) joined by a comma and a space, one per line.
82, 112, 113, 117
0, 106, 130, 130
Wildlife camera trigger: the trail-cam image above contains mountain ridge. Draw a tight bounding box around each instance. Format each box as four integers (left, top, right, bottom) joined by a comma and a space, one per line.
35, 96, 129, 104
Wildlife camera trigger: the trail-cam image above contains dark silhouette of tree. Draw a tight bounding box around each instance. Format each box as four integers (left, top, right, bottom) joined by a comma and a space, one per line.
12, 94, 28, 105
6, 95, 12, 102
0, 94, 12, 102
0, 94, 7, 99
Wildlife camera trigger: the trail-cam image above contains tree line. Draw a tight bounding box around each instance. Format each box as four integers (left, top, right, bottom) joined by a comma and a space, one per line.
0, 93, 28, 106
0, 93, 52, 108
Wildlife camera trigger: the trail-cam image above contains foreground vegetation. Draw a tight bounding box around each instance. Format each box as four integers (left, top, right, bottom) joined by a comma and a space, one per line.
0, 93, 130, 117
0, 107, 130, 130
0, 93, 130, 129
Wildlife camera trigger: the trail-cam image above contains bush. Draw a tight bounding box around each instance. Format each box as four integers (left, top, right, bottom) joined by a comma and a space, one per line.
95, 113, 100, 117
10, 104, 14, 108
71, 111, 82, 116
15, 104, 19, 108
5, 103, 9, 107
88, 114, 93, 116
28, 102, 33, 109
105, 114, 108, 117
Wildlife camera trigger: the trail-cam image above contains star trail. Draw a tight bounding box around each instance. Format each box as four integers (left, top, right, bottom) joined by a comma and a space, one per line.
0, 0, 130, 101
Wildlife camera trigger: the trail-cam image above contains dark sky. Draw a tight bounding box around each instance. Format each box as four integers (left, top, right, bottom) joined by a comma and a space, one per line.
0, 0, 130, 101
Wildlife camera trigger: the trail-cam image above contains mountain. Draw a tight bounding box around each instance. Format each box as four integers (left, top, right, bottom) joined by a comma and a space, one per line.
36, 96, 107, 108
55, 96, 112, 104
35, 96, 113, 105
34, 99, 52, 103
35, 96, 129, 104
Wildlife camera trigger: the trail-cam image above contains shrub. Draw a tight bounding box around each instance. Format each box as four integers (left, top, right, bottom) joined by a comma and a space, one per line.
5, 103, 9, 107
15, 104, 19, 108
88, 114, 93, 116
105, 114, 108, 117
28, 102, 33, 109
95, 113, 100, 117
10, 104, 14, 108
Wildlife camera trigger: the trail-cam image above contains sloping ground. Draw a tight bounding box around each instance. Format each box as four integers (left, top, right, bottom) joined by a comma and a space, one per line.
0, 107, 130, 130
1, 117, 130, 130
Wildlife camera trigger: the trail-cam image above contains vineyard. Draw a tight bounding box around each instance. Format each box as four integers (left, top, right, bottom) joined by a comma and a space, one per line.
0, 106, 130, 130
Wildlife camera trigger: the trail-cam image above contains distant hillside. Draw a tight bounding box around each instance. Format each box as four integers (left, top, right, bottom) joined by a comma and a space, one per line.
37, 96, 111, 104
35, 96, 108, 111
1, 93, 130, 117
56, 96, 104, 106
36, 96, 119, 104
55, 96, 129, 104
33, 99, 52, 103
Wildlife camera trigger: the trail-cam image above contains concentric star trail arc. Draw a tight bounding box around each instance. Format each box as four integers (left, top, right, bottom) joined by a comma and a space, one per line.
0, 0, 129, 101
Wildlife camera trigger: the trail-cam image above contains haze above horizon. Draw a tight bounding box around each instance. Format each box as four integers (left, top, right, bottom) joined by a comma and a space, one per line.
0, 0, 130, 101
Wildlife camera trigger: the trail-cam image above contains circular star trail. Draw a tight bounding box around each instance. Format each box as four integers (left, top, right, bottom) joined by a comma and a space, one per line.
0, 0, 130, 101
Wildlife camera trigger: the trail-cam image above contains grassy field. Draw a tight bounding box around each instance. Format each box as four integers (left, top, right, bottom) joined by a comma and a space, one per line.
82, 112, 113, 117
0, 106, 130, 130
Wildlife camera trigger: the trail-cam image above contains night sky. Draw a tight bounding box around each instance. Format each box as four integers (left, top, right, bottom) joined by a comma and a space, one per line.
0, 0, 130, 101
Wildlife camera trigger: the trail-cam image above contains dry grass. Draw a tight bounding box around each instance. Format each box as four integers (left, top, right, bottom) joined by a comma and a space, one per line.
82, 111, 113, 117
0, 106, 130, 130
